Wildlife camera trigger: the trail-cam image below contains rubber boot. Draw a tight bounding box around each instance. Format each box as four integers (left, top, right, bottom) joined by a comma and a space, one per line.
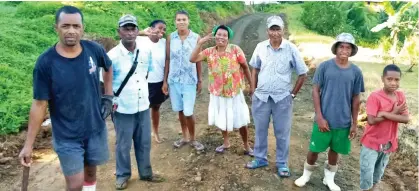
322, 162, 341, 191
294, 161, 318, 187
82, 181, 96, 191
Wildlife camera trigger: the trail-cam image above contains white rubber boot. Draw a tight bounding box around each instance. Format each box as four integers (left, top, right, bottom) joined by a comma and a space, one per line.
322, 162, 341, 191
82, 182, 96, 191
294, 161, 318, 187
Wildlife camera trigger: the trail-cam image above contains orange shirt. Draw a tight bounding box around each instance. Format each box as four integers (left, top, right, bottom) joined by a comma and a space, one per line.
361, 89, 409, 153
202, 44, 246, 97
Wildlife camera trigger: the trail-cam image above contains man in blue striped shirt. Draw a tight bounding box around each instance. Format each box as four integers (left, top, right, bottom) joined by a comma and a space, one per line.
245, 16, 308, 178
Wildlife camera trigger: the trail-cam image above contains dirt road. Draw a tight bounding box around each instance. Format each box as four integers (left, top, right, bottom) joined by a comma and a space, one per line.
4, 13, 411, 191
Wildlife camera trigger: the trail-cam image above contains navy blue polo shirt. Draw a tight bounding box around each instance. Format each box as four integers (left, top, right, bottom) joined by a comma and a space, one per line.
33, 40, 112, 141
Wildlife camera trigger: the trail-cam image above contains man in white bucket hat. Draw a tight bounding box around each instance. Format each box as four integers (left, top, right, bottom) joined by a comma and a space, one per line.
294, 33, 364, 191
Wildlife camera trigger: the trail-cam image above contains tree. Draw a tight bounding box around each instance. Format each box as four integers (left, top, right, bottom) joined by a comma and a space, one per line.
371, 1, 418, 69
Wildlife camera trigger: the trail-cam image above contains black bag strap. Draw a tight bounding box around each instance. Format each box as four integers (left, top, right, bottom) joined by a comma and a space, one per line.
114, 49, 139, 97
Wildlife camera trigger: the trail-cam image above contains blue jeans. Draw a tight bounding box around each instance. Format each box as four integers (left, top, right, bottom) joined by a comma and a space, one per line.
113, 110, 152, 181
53, 128, 109, 176
252, 95, 293, 167
360, 145, 390, 190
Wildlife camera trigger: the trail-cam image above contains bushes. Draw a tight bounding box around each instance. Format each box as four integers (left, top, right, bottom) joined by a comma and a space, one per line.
301, 2, 346, 36
0, 1, 246, 135
301, 2, 386, 47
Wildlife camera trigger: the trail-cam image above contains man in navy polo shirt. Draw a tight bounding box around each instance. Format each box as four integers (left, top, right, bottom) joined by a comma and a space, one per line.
18, 6, 113, 191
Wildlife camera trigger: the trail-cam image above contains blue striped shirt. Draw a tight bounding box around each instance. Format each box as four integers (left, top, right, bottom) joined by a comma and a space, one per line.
249, 39, 308, 103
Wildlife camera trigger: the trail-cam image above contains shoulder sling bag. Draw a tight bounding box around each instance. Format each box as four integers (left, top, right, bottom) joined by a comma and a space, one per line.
112, 49, 140, 114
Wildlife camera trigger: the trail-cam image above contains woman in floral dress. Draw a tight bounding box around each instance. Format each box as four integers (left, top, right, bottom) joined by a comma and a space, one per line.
190, 25, 253, 155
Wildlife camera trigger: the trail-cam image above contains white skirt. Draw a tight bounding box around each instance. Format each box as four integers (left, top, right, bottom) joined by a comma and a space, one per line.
208, 90, 250, 131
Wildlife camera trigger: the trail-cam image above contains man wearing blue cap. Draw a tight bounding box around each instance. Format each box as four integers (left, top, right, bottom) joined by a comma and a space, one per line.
245, 15, 308, 178
294, 33, 364, 191
108, 14, 164, 190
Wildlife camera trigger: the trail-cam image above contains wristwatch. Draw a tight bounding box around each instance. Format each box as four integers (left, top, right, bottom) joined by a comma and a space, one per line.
291, 93, 296, 99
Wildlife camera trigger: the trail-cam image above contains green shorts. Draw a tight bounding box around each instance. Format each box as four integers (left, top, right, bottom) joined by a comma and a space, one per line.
309, 122, 351, 155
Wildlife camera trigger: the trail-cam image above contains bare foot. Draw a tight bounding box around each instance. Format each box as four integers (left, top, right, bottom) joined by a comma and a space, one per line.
154, 135, 166, 144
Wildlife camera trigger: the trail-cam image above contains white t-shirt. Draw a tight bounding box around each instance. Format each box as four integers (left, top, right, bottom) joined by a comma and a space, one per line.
136, 36, 166, 83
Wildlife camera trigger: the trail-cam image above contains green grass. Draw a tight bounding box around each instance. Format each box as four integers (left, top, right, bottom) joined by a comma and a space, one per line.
0, 1, 246, 134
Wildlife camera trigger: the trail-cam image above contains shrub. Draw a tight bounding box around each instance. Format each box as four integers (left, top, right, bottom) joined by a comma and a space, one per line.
301, 2, 346, 36
301, 2, 386, 48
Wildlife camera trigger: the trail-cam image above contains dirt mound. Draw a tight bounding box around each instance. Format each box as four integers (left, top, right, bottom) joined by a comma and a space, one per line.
0, 125, 52, 184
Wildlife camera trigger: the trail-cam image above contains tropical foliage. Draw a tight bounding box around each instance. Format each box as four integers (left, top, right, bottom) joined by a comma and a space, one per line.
371, 1, 418, 69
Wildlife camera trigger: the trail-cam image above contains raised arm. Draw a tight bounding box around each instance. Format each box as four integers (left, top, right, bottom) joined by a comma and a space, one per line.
190, 34, 212, 63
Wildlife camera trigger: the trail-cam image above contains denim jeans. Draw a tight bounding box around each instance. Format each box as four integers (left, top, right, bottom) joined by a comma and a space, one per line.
360, 145, 390, 190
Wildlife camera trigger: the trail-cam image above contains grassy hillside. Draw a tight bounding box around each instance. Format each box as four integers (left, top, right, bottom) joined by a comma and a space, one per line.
0, 1, 246, 134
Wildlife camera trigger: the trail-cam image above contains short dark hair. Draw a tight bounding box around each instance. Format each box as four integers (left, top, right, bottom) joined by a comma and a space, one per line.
55, 5, 84, 24
383, 64, 402, 77
175, 10, 189, 19
149, 19, 166, 27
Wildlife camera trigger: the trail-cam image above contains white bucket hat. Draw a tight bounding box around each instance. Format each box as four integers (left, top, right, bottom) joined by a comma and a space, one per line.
331, 33, 358, 57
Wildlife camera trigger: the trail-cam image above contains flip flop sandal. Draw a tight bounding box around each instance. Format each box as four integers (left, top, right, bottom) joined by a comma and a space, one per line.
115, 178, 129, 190
277, 166, 291, 177
215, 145, 230, 153
190, 140, 205, 151
245, 159, 268, 169
173, 139, 189, 148
244, 148, 254, 157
